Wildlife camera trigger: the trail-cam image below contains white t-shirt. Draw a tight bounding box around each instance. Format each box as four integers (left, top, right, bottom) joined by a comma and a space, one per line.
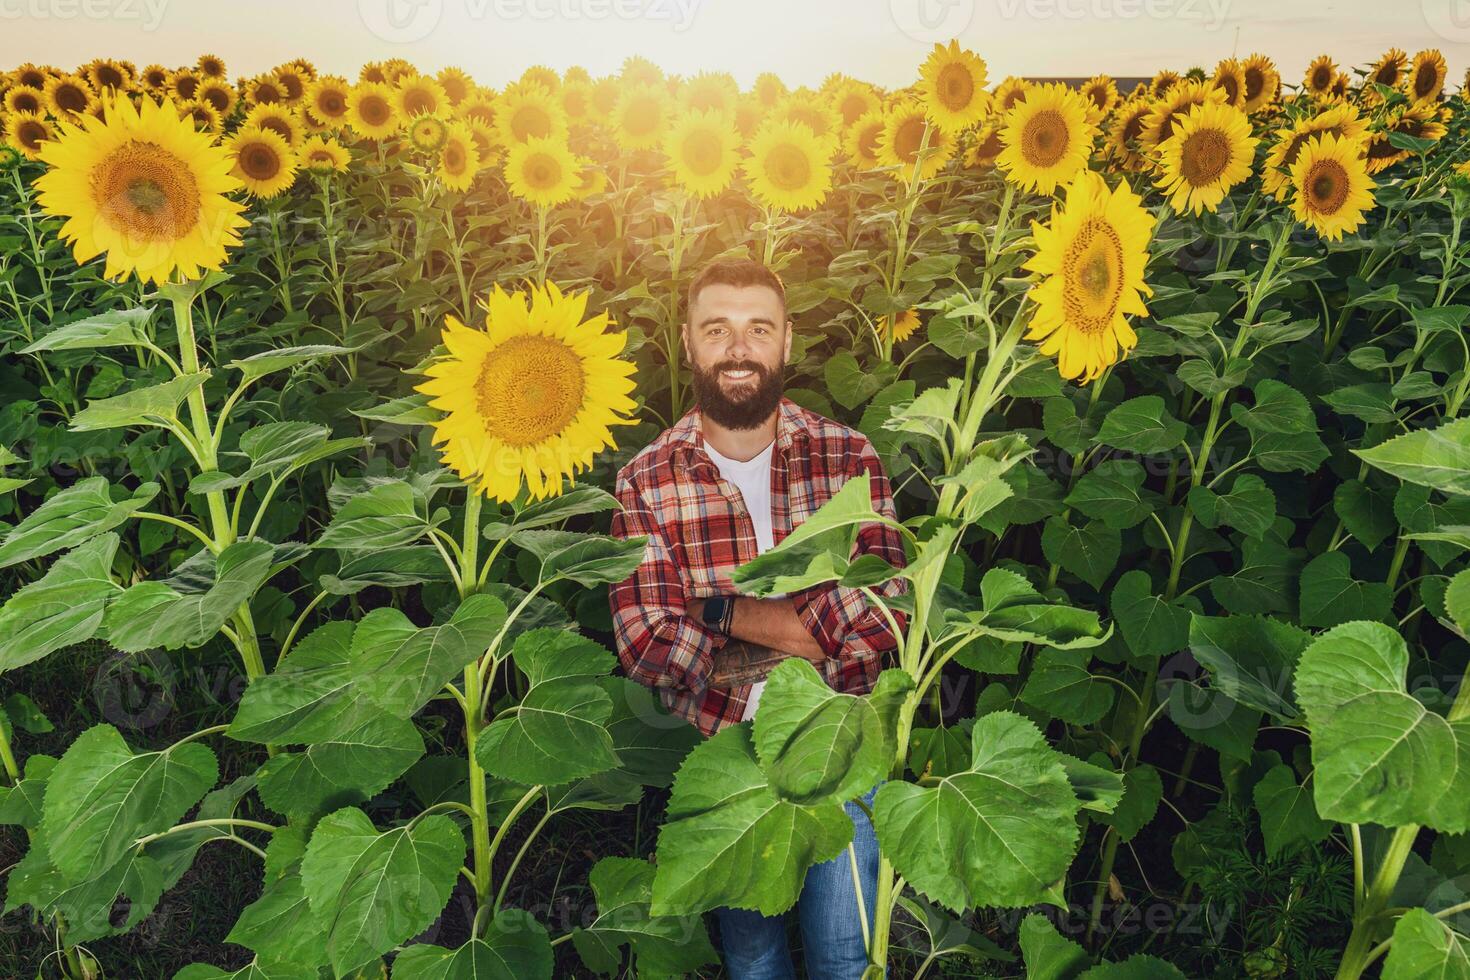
703, 437, 783, 722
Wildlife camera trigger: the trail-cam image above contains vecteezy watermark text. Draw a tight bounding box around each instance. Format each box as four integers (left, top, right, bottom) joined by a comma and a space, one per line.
994, 0, 1230, 29
358, 0, 701, 43
0, 0, 168, 30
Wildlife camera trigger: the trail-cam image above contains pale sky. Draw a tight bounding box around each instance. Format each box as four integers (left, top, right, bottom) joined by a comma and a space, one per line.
2, 0, 1468, 90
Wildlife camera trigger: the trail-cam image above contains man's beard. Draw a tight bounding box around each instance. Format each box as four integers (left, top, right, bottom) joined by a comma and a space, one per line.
690, 358, 784, 430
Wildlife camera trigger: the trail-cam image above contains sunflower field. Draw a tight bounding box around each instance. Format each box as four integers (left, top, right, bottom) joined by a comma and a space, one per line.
2, 39, 1470, 980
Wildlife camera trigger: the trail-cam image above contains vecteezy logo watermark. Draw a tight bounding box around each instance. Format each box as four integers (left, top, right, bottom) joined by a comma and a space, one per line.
994, 0, 1230, 30
359, 0, 701, 42
359, 0, 445, 43
1423, 0, 1470, 43
0, 0, 169, 31
889, 0, 977, 43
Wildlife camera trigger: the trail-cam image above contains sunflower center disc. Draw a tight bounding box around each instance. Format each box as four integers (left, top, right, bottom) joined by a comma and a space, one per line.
94, 140, 201, 241
938, 64, 973, 109
1308, 161, 1349, 215
57, 84, 88, 113
896, 117, 927, 161
1181, 129, 1230, 185
1062, 218, 1124, 334
1022, 111, 1068, 168
361, 97, 389, 126
683, 132, 722, 175
527, 154, 562, 189
513, 106, 551, 141
766, 144, 811, 190
1244, 68, 1263, 101
241, 143, 281, 181
476, 335, 586, 447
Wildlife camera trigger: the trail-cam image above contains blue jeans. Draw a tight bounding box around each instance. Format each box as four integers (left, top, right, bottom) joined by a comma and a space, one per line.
713, 785, 883, 980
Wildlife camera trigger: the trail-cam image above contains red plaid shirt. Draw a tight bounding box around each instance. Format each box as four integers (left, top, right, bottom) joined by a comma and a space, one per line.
609, 398, 907, 736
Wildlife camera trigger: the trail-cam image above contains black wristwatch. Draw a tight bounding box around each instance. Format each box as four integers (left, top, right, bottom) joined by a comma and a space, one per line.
701, 595, 736, 636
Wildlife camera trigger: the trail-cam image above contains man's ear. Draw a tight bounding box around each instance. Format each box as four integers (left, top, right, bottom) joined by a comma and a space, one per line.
783, 319, 794, 364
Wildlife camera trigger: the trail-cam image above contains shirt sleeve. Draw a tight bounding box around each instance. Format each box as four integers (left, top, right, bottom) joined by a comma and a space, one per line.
789, 437, 909, 676
608, 469, 726, 698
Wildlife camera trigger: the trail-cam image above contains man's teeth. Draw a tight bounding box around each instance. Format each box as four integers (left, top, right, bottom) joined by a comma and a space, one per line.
723, 370, 754, 380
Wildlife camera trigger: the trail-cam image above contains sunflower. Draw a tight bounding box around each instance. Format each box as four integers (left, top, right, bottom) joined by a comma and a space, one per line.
880, 310, 921, 343
300, 135, 350, 174
244, 103, 303, 147
504, 136, 578, 207
679, 71, 740, 120
1079, 75, 1119, 123
753, 72, 787, 109
1240, 54, 1280, 113
495, 83, 567, 148
395, 74, 447, 120
611, 82, 672, 152
571, 156, 608, 200
417, 282, 637, 502
177, 100, 222, 133
560, 80, 594, 124
196, 79, 236, 117
1364, 104, 1447, 174
4, 85, 43, 115
1150, 70, 1181, 98
245, 73, 284, 106
1154, 101, 1257, 214
827, 80, 881, 130
196, 54, 227, 80
228, 125, 298, 199
4, 110, 54, 160
359, 62, 389, 85
997, 83, 1096, 195
456, 88, 497, 127
407, 114, 449, 154
140, 64, 170, 94
590, 77, 620, 117
563, 66, 591, 86
734, 94, 766, 139
45, 73, 95, 120
845, 109, 886, 168
1262, 104, 1368, 199
962, 122, 1003, 169
1303, 55, 1337, 98
770, 93, 841, 141
1210, 58, 1247, 108
273, 65, 309, 104
437, 121, 480, 191
463, 118, 500, 167
0, 144, 20, 170
662, 110, 738, 198
742, 120, 834, 212
85, 58, 131, 94
347, 82, 399, 139
620, 56, 663, 88
305, 76, 350, 126
917, 40, 989, 134
520, 65, 561, 91
437, 67, 474, 105
1407, 49, 1447, 104
1367, 48, 1408, 91
1138, 80, 1226, 154
383, 59, 417, 87
12, 64, 53, 91
1327, 72, 1352, 103
1024, 170, 1155, 383
34, 95, 246, 283
1289, 132, 1375, 241
993, 76, 1032, 114
877, 100, 955, 181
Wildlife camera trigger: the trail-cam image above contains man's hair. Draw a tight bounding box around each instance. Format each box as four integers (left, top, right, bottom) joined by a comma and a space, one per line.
686, 258, 786, 321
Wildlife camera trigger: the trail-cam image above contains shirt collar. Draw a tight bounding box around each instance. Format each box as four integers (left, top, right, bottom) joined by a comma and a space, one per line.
668, 397, 811, 458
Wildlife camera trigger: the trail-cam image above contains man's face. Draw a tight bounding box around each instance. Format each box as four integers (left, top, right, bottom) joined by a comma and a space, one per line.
683, 282, 792, 430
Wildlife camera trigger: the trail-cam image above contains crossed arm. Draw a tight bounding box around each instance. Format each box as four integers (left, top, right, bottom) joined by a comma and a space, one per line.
687, 597, 825, 688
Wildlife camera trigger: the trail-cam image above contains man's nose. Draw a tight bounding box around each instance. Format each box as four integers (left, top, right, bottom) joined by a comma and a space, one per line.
725, 333, 750, 359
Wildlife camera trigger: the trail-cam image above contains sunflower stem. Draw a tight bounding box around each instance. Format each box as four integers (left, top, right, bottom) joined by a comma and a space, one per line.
457, 490, 496, 918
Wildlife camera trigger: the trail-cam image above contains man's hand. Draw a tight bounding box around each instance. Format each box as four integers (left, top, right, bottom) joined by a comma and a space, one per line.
709, 639, 799, 689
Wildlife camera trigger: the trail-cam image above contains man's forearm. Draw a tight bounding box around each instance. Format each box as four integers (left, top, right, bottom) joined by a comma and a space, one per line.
728, 596, 826, 660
